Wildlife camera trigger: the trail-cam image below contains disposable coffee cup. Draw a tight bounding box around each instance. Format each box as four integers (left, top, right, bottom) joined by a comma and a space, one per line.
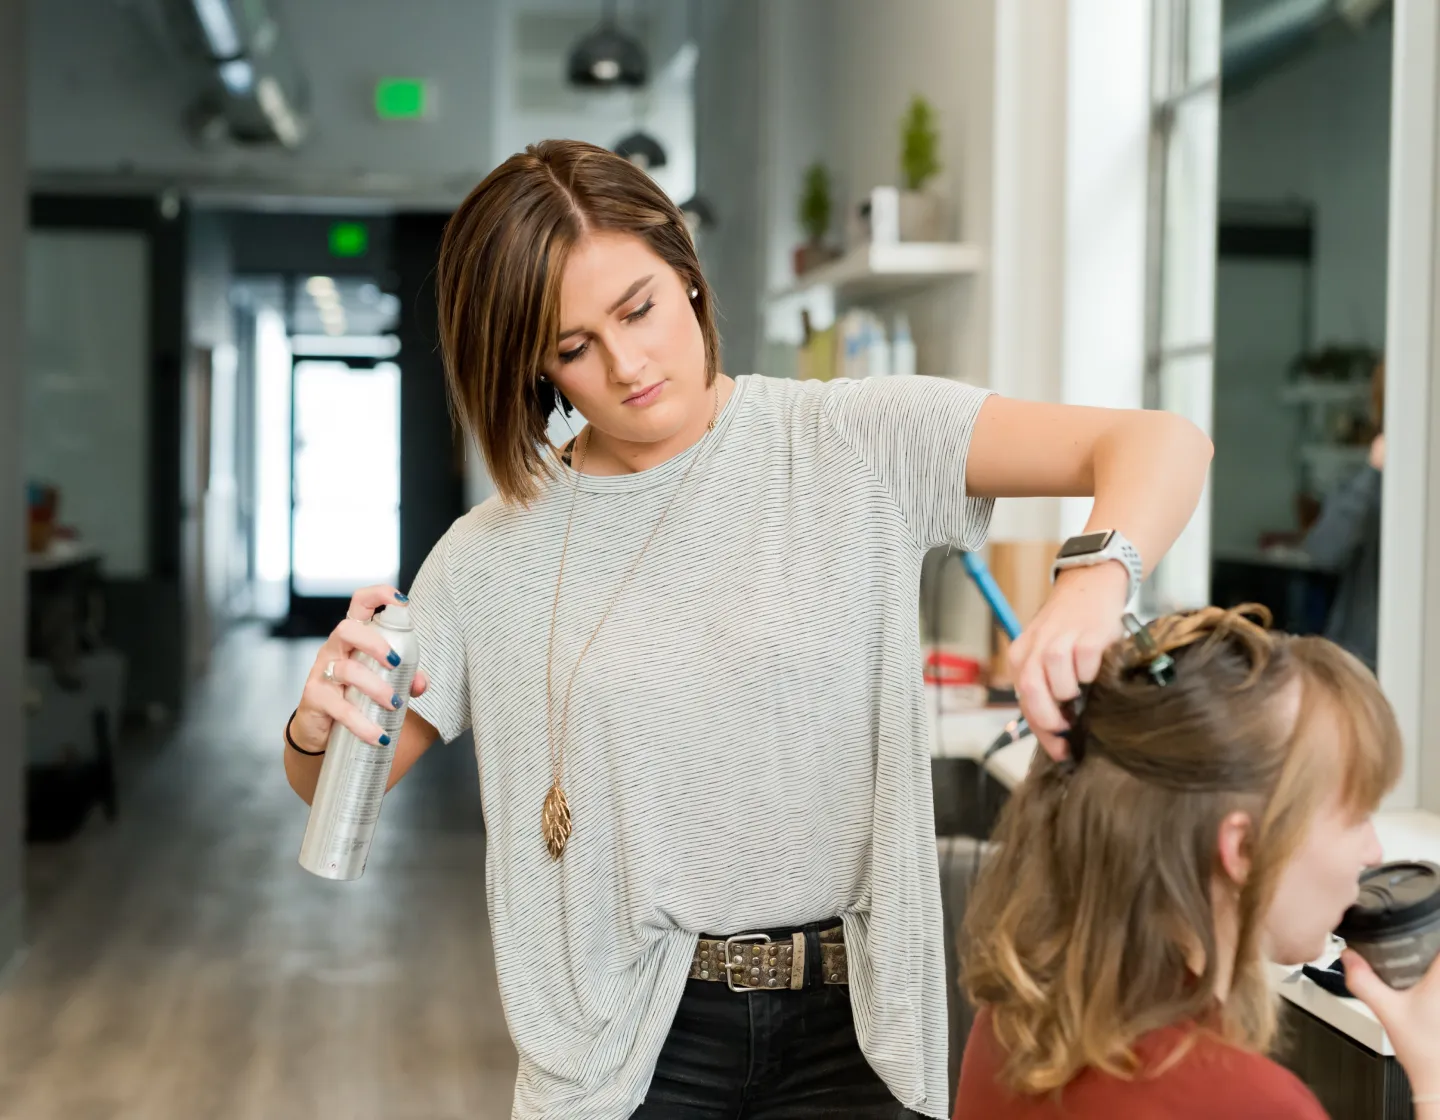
1335, 861, 1440, 990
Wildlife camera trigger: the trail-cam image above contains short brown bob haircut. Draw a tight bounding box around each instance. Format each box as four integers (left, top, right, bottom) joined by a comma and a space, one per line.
435, 139, 721, 506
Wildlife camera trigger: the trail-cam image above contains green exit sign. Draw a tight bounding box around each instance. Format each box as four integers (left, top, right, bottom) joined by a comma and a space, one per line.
329, 222, 369, 258
375, 78, 430, 121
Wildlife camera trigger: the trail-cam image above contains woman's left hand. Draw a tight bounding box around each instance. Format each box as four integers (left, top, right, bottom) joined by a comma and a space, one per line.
1006, 562, 1130, 761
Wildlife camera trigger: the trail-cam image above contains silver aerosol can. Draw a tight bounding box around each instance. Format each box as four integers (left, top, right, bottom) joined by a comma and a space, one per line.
298, 604, 421, 881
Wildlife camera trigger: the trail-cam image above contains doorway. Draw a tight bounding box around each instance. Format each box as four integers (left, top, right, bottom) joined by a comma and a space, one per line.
238, 270, 406, 636
290, 357, 402, 607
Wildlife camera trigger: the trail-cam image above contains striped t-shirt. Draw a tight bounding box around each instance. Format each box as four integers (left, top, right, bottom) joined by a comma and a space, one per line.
407, 373, 994, 1119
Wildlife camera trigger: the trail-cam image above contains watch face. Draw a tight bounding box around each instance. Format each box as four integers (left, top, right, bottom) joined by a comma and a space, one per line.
1059, 531, 1115, 559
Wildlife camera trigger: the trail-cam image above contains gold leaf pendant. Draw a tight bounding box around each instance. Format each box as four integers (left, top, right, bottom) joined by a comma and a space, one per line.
542, 783, 572, 860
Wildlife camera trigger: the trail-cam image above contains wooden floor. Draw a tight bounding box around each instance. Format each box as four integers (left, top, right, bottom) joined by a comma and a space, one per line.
0, 626, 517, 1120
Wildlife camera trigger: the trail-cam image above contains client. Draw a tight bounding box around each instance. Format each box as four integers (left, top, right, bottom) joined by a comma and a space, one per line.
954, 605, 1440, 1118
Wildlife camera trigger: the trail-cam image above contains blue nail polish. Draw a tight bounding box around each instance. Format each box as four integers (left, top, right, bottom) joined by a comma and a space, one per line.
395, 592, 409, 603
379, 733, 391, 746
391, 693, 401, 709
387, 650, 401, 667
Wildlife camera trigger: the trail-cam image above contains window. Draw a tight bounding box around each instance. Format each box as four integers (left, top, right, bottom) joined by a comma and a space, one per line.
1144, 0, 1221, 612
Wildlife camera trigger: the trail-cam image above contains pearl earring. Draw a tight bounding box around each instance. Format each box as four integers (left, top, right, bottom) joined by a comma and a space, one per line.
689, 287, 699, 299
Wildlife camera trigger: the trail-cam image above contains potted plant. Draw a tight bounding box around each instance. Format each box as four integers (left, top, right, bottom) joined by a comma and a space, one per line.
898, 95, 948, 241
795, 162, 838, 275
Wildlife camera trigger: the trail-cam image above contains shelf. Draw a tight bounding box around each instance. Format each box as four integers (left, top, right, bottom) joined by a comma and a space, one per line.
26, 540, 101, 572
767, 242, 984, 303
1280, 379, 1372, 405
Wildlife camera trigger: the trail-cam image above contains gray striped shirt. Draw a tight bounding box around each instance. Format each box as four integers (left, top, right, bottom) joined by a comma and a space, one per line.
407, 373, 994, 1118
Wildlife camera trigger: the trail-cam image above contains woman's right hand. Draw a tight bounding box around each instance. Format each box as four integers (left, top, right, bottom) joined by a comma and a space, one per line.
288, 585, 430, 753
1343, 949, 1440, 1100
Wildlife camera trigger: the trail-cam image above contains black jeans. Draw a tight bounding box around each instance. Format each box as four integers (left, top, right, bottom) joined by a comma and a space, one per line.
631, 922, 926, 1119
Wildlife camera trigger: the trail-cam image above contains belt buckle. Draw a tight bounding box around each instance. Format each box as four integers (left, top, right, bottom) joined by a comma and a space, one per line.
723, 933, 771, 992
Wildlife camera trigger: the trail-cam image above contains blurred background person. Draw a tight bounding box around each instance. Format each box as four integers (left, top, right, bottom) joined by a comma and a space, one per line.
1303, 361, 1385, 670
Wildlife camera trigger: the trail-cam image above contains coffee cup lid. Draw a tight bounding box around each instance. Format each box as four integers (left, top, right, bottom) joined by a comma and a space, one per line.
1335, 861, 1440, 938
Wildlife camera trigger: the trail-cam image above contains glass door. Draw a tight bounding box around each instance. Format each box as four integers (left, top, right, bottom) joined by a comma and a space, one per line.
290, 359, 401, 604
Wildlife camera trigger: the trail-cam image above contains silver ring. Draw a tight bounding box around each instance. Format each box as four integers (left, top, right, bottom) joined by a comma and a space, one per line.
346, 611, 367, 622
322, 660, 337, 683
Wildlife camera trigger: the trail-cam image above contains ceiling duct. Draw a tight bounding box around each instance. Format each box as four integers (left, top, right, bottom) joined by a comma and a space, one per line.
1222, 0, 1391, 92
165, 0, 309, 148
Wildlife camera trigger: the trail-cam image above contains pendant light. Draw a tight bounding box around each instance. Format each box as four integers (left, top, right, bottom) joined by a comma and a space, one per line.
567, 0, 647, 89
613, 131, 668, 170
679, 193, 717, 233
675, 0, 715, 232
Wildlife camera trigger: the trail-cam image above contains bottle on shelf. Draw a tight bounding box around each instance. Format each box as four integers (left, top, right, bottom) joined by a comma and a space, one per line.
892, 313, 917, 377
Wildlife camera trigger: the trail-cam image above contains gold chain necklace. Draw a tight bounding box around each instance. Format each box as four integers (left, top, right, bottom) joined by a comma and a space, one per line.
542, 387, 722, 860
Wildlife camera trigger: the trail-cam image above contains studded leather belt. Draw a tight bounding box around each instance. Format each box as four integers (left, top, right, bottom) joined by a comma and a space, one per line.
688, 925, 848, 991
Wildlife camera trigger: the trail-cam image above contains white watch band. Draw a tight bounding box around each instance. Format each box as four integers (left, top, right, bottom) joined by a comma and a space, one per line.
1051, 531, 1144, 605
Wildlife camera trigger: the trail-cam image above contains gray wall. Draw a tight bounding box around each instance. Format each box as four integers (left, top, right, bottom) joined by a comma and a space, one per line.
0, 0, 27, 974
1221, 19, 1392, 348
694, 0, 764, 378
1213, 19, 1392, 553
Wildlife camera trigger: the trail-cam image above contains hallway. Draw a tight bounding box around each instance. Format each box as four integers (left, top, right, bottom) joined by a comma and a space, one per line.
0, 628, 516, 1120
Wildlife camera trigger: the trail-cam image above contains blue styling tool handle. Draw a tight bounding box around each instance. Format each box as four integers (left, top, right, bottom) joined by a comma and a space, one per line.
958, 550, 1034, 759
960, 551, 1023, 642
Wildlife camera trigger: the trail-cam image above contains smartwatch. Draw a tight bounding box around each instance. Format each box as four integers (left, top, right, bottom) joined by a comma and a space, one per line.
1051, 530, 1144, 605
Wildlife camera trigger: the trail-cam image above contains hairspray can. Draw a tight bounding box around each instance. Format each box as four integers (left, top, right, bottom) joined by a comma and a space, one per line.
298, 604, 421, 881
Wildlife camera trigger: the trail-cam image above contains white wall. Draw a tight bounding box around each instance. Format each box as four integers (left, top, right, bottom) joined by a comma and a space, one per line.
835, 0, 995, 393
753, 0, 995, 389
1058, 0, 1150, 540
987, 1, 1067, 545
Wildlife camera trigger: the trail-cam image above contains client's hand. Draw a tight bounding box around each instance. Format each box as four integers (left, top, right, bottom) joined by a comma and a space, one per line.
1370, 432, 1386, 471
1006, 563, 1128, 761
1343, 949, 1440, 1101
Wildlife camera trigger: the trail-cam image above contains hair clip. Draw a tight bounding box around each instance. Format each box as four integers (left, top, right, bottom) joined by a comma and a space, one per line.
1123, 613, 1176, 686
1060, 692, 1089, 765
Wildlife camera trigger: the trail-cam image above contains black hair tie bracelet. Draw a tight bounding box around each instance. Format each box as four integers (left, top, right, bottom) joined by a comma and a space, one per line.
285, 708, 327, 757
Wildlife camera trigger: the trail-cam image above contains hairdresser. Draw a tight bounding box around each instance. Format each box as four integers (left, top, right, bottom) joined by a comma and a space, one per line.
955, 605, 1440, 1119
281, 138, 1212, 1119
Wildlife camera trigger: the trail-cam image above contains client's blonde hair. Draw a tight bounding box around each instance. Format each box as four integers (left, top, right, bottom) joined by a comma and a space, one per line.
962, 605, 1402, 1095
